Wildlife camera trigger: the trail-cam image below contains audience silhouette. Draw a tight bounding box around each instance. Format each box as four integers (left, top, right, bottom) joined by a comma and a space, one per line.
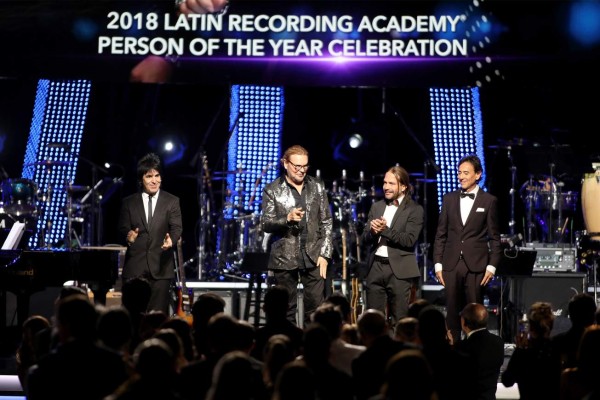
552, 293, 597, 370
23, 279, 593, 400
27, 294, 129, 400
501, 301, 562, 400
352, 309, 413, 400
455, 303, 504, 400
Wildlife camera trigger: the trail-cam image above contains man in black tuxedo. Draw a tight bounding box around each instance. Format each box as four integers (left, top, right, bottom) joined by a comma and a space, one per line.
456, 303, 505, 400
118, 153, 182, 314
433, 154, 501, 343
362, 165, 423, 325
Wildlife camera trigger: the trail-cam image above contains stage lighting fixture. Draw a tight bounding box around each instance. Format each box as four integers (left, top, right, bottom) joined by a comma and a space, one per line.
348, 133, 363, 149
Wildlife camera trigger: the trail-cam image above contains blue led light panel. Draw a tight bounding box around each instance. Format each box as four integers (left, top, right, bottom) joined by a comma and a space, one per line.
430, 87, 486, 210
22, 80, 91, 248
227, 85, 284, 216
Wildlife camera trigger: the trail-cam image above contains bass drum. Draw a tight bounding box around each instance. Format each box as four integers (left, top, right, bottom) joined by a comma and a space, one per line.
2, 178, 38, 217
582, 171, 600, 241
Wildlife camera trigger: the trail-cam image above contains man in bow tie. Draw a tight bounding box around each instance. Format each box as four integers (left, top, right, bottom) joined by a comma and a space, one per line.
433, 154, 501, 343
363, 166, 424, 325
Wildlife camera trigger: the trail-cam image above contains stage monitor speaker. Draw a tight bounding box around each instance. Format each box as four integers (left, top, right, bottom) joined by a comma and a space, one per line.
517, 273, 586, 336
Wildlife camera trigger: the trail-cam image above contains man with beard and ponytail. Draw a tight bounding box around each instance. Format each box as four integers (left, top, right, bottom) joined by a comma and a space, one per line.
362, 165, 424, 326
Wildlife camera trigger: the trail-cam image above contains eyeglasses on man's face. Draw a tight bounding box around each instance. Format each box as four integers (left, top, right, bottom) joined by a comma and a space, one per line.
288, 162, 310, 172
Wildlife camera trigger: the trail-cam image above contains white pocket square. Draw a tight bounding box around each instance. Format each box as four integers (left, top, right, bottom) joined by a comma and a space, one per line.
476, 207, 485, 212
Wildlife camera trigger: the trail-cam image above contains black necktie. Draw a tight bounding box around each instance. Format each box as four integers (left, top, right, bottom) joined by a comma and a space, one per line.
460, 191, 475, 199
147, 195, 153, 226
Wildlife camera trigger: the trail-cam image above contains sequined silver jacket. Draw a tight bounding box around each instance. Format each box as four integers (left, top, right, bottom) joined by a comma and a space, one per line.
261, 175, 333, 270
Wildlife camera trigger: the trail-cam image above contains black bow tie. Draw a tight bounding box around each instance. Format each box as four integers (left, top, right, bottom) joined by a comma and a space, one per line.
460, 191, 475, 199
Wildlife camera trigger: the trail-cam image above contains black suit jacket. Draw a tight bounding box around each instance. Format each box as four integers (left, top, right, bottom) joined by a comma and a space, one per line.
433, 189, 501, 272
455, 329, 505, 400
118, 190, 182, 280
363, 197, 423, 279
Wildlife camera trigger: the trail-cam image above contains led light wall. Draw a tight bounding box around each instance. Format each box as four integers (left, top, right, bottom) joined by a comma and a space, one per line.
22, 80, 91, 248
227, 85, 284, 217
430, 87, 486, 209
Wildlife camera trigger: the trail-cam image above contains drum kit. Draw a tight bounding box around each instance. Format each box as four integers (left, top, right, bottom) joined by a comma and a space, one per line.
0, 160, 94, 248
520, 173, 579, 244
578, 165, 600, 299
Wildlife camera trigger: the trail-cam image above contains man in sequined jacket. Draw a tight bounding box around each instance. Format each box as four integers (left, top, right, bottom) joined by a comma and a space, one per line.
261, 145, 333, 326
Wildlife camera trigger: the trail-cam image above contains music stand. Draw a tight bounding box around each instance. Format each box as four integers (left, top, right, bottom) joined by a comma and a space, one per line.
496, 247, 537, 341
240, 252, 270, 327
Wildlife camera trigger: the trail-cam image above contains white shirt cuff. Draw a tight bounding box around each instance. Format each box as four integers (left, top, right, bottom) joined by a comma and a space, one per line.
434, 263, 442, 273
486, 265, 496, 275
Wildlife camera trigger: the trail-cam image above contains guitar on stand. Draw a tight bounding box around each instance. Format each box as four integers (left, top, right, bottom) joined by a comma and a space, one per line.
173, 237, 193, 325
350, 229, 363, 324
340, 228, 348, 296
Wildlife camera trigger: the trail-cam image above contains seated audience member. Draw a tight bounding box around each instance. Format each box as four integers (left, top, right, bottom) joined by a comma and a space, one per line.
153, 328, 188, 372
271, 360, 317, 400
407, 298, 432, 319
206, 350, 266, 400
418, 306, 475, 400
15, 315, 50, 392
251, 285, 303, 361
299, 323, 354, 400
455, 303, 504, 400
552, 293, 597, 370
311, 303, 365, 376
120, 277, 152, 352
106, 338, 180, 400
352, 309, 413, 400
262, 334, 295, 397
560, 325, 600, 400
372, 349, 438, 400
179, 313, 239, 400
190, 292, 226, 359
27, 294, 129, 400
501, 302, 562, 400
161, 315, 198, 362
393, 316, 420, 345
325, 291, 354, 324
96, 306, 134, 371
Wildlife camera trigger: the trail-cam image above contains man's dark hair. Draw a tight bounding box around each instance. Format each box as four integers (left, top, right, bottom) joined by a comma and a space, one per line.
458, 154, 483, 176
568, 293, 597, 327
137, 153, 162, 184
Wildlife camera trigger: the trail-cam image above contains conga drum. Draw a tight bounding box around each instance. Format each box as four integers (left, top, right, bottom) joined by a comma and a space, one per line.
582, 171, 600, 241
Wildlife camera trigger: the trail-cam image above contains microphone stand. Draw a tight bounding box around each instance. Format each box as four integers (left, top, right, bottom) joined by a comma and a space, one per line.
78, 156, 109, 247
420, 161, 431, 283
508, 146, 517, 236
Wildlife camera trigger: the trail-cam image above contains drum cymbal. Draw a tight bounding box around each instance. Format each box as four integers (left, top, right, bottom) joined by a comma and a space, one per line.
214, 170, 256, 175
487, 144, 512, 150
215, 189, 250, 197
59, 185, 90, 193
25, 160, 72, 167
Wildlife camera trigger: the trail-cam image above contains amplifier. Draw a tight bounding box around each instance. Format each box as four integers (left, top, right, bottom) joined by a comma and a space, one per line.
524, 243, 577, 272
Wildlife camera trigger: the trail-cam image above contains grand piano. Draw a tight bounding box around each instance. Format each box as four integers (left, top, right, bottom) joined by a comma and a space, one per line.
0, 247, 123, 328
